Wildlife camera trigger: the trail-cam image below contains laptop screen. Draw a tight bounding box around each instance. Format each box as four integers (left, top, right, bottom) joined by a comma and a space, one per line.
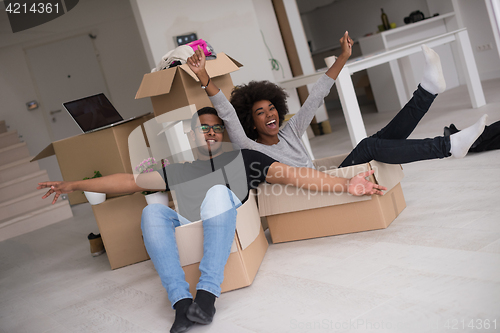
63, 93, 123, 133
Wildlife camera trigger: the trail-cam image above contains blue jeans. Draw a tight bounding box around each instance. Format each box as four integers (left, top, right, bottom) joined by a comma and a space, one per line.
141, 185, 242, 308
340, 85, 451, 167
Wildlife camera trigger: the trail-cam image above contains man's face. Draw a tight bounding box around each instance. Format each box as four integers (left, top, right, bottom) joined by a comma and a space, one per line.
191, 113, 225, 158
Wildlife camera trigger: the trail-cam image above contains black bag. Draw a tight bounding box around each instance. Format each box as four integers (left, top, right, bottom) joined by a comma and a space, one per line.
404, 11, 425, 24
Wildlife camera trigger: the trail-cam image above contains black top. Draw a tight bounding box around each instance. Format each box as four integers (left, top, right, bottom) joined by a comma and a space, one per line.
157, 149, 277, 222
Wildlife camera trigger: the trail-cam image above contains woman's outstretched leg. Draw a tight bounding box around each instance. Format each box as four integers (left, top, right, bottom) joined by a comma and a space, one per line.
340, 115, 488, 167
445, 118, 500, 152
372, 45, 446, 140
420, 45, 447, 95
450, 115, 489, 158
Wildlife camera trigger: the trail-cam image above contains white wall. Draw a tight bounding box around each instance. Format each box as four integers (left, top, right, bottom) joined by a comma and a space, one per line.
453, 0, 500, 80
130, 0, 275, 86
0, 46, 53, 156
300, 0, 500, 81
301, 0, 431, 53
426, 0, 454, 16
0, 0, 153, 181
250, 0, 302, 113
251, 0, 295, 83
486, 0, 500, 59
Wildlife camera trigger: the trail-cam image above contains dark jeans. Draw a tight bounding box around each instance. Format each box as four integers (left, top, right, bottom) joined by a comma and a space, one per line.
340, 85, 451, 167
470, 121, 500, 152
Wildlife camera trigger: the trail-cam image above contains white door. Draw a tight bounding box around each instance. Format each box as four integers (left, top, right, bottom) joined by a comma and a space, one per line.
26, 34, 110, 141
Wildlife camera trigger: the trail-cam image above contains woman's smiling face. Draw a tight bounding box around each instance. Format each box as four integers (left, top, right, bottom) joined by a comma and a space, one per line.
251, 99, 280, 144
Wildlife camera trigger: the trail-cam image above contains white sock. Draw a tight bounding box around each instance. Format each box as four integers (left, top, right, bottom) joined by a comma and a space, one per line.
450, 114, 488, 158
420, 45, 446, 95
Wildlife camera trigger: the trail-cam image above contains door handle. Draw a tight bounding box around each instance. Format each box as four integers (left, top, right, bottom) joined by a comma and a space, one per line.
50, 109, 62, 115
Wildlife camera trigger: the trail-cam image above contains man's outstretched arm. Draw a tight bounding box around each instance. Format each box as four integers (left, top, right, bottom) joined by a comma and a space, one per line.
265, 162, 386, 196
38, 172, 165, 204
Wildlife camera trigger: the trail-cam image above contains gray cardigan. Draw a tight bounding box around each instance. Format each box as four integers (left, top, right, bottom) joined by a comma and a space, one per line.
209, 74, 335, 168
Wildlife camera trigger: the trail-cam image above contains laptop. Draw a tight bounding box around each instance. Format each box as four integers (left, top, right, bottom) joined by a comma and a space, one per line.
63, 93, 149, 134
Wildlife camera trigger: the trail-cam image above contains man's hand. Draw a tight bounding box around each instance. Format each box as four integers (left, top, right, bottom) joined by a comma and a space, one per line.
348, 170, 387, 196
38, 181, 74, 205
339, 31, 353, 59
38, 173, 146, 205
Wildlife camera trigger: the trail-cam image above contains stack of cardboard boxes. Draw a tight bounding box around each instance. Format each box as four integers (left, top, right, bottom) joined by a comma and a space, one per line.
32, 114, 156, 269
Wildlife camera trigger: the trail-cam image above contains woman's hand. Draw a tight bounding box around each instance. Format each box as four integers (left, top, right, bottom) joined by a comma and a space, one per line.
348, 170, 387, 196
38, 181, 75, 205
186, 45, 217, 95
325, 31, 353, 80
187, 45, 207, 76
339, 31, 353, 59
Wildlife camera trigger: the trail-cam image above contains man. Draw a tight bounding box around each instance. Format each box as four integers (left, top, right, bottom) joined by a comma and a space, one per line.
38, 107, 385, 333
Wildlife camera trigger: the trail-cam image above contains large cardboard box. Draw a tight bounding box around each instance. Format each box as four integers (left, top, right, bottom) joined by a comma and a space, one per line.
257, 154, 406, 243
176, 190, 267, 295
135, 53, 242, 117
91, 192, 150, 269
92, 191, 268, 295
31, 114, 153, 204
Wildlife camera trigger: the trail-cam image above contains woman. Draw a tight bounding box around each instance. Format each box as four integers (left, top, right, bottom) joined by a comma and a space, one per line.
187, 31, 487, 169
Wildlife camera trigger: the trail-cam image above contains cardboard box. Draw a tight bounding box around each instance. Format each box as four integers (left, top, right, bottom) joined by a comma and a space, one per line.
257, 154, 406, 243
176, 190, 268, 295
91, 190, 268, 295
135, 53, 242, 117
31, 114, 154, 204
91, 192, 150, 269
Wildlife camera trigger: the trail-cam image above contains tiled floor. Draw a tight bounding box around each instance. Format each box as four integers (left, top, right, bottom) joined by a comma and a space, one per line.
1, 79, 500, 333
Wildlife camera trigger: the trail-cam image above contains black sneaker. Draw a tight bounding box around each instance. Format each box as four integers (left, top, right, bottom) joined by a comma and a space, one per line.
88, 233, 105, 257
444, 124, 460, 136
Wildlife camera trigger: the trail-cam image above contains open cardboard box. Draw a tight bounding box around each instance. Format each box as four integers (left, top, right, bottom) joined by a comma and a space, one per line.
177, 190, 268, 295
135, 53, 242, 117
257, 154, 406, 243
92, 191, 268, 295
31, 114, 154, 205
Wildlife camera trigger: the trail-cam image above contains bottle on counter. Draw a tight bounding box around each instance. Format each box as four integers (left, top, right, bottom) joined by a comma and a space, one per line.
381, 8, 391, 30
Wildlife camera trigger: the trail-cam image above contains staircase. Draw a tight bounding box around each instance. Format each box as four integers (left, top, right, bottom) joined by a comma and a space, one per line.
0, 120, 73, 242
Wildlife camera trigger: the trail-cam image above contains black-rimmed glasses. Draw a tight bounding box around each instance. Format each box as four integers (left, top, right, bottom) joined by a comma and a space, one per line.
196, 124, 225, 133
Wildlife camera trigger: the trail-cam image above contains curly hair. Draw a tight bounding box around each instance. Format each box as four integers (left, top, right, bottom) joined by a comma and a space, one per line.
229, 80, 289, 141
